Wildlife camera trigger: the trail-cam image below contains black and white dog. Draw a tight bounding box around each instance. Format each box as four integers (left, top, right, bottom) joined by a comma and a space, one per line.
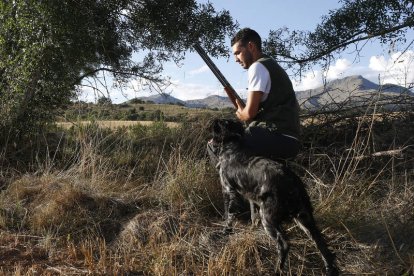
210, 119, 338, 276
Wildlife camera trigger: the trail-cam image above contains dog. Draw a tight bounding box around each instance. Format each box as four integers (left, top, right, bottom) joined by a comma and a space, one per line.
210, 119, 338, 276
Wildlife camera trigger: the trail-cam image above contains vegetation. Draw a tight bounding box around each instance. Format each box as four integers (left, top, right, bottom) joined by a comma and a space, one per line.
61, 101, 226, 123
0, 0, 236, 144
1, 0, 413, 274
0, 106, 413, 275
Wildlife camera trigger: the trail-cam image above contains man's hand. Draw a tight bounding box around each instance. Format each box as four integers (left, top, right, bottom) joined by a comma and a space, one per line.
235, 91, 262, 122
235, 99, 244, 120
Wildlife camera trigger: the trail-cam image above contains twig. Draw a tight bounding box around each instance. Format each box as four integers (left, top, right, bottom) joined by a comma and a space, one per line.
380, 211, 406, 265
353, 147, 411, 160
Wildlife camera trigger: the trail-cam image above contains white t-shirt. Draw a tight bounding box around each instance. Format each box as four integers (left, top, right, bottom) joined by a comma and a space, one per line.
248, 62, 271, 102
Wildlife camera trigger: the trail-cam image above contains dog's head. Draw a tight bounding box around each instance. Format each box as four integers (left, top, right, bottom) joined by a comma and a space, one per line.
210, 119, 244, 144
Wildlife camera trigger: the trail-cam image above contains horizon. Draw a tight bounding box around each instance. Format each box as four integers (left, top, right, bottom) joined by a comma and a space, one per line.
103, 74, 413, 105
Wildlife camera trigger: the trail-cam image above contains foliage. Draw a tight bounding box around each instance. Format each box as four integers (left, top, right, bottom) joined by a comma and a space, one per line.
61, 101, 230, 123
97, 96, 113, 106
264, 0, 414, 72
0, 0, 236, 143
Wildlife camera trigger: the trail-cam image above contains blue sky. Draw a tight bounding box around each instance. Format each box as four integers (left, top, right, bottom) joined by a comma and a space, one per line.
80, 0, 414, 103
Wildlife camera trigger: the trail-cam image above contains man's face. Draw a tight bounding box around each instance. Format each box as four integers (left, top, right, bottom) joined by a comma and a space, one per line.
232, 40, 254, 69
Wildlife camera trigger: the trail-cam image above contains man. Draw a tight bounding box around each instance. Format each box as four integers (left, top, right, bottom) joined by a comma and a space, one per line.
208, 28, 300, 163
207, 28, 301, 222
232, 27, 300, 160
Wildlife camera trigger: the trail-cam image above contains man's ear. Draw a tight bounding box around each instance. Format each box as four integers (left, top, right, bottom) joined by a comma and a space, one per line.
247, 41, 255, 51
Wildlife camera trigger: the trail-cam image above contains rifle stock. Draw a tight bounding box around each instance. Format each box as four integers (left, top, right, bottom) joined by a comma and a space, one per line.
193, 43, 245, 109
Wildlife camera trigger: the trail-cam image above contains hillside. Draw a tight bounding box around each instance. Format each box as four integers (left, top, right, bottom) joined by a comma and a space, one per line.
185, 95, 233, 109
136, 93, 186, 105
295, 75, 413, 111
134, 75, 413, 111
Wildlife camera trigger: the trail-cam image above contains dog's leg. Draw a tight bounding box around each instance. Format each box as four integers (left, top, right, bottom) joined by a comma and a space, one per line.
249, 200, 260, 227
222, 191, 239, 234
294, 213, 338, 276
260, 199, 289, 271
220, 174, 235, 234
249, 200, 256, 226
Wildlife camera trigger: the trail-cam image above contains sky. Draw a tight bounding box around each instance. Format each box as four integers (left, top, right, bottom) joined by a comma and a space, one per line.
79, 0, 414, 103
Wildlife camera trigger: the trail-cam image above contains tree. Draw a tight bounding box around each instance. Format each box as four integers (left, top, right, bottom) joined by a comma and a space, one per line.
97, 96, 113, 106
0, 0, 236, 142
264, 0, 414, 74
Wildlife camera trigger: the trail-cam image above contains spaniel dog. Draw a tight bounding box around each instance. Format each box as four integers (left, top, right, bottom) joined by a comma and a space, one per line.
210, 119, 338, 275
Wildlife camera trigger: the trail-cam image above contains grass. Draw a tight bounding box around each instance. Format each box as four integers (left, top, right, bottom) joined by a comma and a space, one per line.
0, 111, 413, 275
61, 101, 228, 123
56, 120, 181, 130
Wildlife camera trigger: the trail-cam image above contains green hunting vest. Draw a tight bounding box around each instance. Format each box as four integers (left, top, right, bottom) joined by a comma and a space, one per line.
248, 55, 301, 139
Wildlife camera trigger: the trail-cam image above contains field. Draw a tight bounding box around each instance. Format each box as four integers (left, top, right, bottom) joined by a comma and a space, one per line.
0, 104, 413, 275
56, 120, 180, 129
61, 101, 228, 123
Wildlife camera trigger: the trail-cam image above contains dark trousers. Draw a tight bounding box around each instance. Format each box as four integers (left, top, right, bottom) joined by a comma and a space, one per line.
243, 125, 300, 160
207, 126, 300, 164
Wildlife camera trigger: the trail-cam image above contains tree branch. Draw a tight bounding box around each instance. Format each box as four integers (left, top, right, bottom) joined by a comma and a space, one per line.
282, 18, 414, 64
75, 67, 163, 85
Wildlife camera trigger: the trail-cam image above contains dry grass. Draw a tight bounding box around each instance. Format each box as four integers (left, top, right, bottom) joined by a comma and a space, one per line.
0, 114, 413, 275
56, 120, 180, 130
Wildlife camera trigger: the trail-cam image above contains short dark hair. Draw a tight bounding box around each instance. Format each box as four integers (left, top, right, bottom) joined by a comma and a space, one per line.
231, 28, 262, 52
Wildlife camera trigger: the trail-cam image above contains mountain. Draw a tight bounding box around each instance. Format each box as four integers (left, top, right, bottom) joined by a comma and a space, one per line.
185, 95, 233, 109
134, 94, 235, 109
310, 75, 409, 94
129, 76, 412, 111
135, 93, 185, 105
295, 75, 412, 111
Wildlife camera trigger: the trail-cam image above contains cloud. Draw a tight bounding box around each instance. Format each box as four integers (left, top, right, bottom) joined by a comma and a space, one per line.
292, 71, 323, 91
369, 50, 414, 86
187, 65, 210, 76
292, 58, 352, 91
324, 58, 352, 80
169, 79, 227, 100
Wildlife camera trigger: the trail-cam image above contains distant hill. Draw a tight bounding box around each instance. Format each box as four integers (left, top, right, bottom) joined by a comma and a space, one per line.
135, 93, 186, 106
295, 75, 412, 111
128, 75, 412, 111
300, 75, 410, 95
133, 94, 235, 109
186, 95, 233, 109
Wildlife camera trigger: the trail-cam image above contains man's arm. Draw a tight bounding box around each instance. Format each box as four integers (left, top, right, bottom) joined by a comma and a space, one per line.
235, 91, 263, 122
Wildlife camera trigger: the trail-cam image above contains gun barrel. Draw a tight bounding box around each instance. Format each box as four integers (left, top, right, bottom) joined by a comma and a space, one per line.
193, 43, 245, 108
193, 44, 230, 87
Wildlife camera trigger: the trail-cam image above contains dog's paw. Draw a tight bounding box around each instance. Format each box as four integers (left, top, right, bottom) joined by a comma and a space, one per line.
325, 265, 339, 276
251, 216, 261, 228
222, 226, 233, 235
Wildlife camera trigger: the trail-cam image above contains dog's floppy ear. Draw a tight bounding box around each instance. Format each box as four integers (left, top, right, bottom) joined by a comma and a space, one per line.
210, 119, 244, 143
227, 120, 245, 137
210, 119, 222, 135
210, 119, 226, 142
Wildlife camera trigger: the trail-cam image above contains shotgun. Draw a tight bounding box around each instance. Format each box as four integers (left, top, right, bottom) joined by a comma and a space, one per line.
193, 43, 245, 109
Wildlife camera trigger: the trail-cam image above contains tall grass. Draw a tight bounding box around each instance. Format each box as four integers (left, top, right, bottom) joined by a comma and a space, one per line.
0, 114, 413, 275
